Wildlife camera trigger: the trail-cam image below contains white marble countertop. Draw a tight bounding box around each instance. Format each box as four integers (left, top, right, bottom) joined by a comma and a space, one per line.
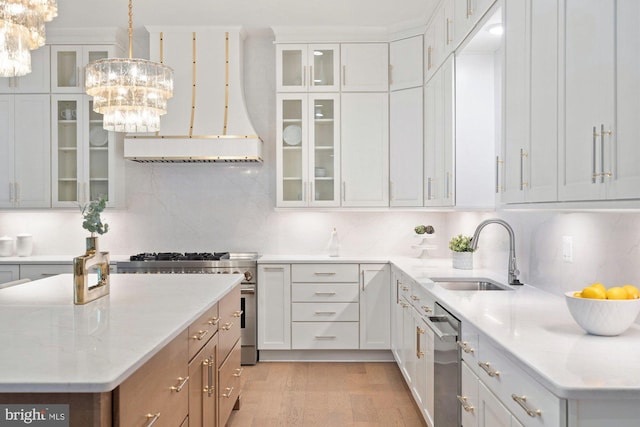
259, 254, 640, 400
0, 273, 243, 393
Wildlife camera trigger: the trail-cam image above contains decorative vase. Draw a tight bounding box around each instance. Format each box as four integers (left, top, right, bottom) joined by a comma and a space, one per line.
73, 236, 110, 305
452, 251, 473, 270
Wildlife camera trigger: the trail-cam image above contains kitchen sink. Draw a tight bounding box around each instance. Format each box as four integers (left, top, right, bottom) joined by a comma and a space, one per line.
431, 278, 513, 291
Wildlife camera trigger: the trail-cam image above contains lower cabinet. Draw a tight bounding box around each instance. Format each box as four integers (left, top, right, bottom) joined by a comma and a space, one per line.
0, 265, 19, 285
360, 264, 391, 349
257, 264, 291, 349
218, 340, 242, 426
479, 381, 524, 427
188, 319, 218, 426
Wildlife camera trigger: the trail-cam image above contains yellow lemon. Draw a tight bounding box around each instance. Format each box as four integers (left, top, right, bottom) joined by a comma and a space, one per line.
622, 284, 640, 300
572, 291, 582, 298
581, 286, 606, 299
589, 283, 607, 293
605, 286, 627, 300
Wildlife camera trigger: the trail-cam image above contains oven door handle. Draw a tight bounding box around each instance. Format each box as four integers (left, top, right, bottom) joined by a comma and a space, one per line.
241, 288, 256, 295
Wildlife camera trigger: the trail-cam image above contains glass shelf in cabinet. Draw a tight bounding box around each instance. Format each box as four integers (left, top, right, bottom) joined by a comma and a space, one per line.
282, 146, 303, 150
283, 176, 303, 180
314, 177, 334, 180
58, 147, 78, 151
282, 119, 303, 123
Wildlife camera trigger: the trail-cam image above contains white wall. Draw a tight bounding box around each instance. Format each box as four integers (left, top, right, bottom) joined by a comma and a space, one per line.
1, 34, 640, 298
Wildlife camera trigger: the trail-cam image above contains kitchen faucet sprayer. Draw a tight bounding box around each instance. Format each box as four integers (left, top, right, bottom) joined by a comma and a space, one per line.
470, 218, 522, 286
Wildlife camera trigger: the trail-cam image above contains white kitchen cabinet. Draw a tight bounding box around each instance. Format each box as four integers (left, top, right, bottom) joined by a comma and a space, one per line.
0, 46, 50, 94
19, 264, 73, 281
454, 0, 498, 47
340, 43, 389, 92
390, 87, 423, 206
461, 361, 479, 427
390, 35, 423, 91
414, 313, 435, 427
424, 0, 454, 82
276, 93, 341, 207
359, 264, 390, 349
390, 267, 404, 363
50, 45, 113, 93
0, 265, 20, 285
0, 94, 51, 208
51, 95, 119, 207
276, 44, 340, 92
479, 382, 523, 427
257, 264, 291, 350
502, 0, 558, 204
341, 92, 389, 207
424, 56, 454, 207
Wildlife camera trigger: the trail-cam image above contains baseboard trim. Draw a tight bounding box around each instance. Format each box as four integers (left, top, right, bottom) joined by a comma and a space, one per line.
258, 349, 394, 362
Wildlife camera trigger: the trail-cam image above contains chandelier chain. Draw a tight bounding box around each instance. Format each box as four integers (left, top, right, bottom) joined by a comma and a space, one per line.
128, 0, 133, 59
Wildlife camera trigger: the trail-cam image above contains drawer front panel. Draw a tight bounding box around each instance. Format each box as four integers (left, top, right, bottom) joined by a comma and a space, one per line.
117, 329, 189, 427
218, 339, 242, 426
407, 281, 435, 314
291, 263, 359, 283
292, 322, 359, 349
188, 334, 217, 427
291, 302, 359, 322
478, 340, 564, 427
292, 282, 359, 302
218, 284, 241, 365
188, 304, 219, 361
459, 322, 479, 369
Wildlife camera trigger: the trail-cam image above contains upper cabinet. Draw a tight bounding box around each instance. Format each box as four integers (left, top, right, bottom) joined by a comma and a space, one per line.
340, 43, 389, 92
559, 0, 640, 202
50, 45, 113, 93
454, 0, 498, 47
390, 36, 423, 91
276, 44, 340, 92
425, 0, 455, 82
0, 46, 50, 94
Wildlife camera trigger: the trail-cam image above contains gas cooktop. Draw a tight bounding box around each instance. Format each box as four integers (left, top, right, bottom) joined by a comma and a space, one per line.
129, 252, 231, 261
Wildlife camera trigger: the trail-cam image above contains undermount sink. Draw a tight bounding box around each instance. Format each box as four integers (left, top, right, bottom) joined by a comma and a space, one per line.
432, 278, 513, 291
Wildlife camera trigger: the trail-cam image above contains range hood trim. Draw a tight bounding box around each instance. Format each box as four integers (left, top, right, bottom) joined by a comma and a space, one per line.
124, 136, 263, 163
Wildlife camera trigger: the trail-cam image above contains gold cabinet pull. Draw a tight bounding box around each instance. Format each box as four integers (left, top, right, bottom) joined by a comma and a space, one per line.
478, 362, 500, 378
144, 413, 161, 427
221, 322, 233, 331
411, 295, 420, 301
457, 395, 475, 413
233, 367, 244, 377
202, 357, 215, 396
421, 305, 433, 314
232, 310, 243, 318
511, 394, 542, 417
457, 341, 475, 354
416, 326, 425, 358
192, 329, 209, 341
400, 302, 409, 308
208, 316, 219, 325
223, 386, 234, 398
170, 376, 189, 392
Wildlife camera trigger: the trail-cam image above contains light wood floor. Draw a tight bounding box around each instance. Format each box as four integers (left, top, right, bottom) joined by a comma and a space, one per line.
226, 362, 426, 427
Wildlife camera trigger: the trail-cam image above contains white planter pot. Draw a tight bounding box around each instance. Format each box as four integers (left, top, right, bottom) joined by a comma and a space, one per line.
452, 251, 473, 270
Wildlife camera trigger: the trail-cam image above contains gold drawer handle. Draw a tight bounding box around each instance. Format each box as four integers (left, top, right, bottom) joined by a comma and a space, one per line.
192, 329, 209, 341
478, 362, 500, 378
411, 295, 420, 301
457, 395, 475, 413
421, 305, 433, 313
401, 286, 409, 291
457, 341, 475, 354
223, 386, 234, 398
208, 316, 219, 325
144, 413, 160, 426
511, 394, 542, 417
232, 310, 243, 318
221, 322, 234, 331
170, 376, 189, 392
233, 367, 244, 377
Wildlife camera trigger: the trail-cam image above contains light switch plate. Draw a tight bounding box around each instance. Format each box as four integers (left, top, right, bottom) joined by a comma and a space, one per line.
562, 236, 573, 263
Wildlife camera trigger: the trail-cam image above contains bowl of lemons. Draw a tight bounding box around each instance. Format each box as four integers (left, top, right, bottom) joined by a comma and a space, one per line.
565, 283, 640, 336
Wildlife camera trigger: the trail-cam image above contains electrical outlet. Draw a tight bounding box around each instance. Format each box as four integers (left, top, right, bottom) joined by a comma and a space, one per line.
562, 236, 573, 263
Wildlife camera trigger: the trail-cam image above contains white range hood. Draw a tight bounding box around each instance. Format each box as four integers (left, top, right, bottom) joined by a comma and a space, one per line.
124, 27, 263, 163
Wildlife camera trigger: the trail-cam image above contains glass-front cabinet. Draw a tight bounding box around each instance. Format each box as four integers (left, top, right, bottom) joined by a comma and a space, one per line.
52, 95, 114, 207
276, 44, 340, 92
50, 45, 112, 93
277, 93, 340, 207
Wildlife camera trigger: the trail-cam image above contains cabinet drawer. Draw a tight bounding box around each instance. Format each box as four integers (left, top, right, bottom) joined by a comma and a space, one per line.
116, 330, 189, 427
407, 281, 435, 314
188, 303, 219, 361
292, 302, 359, 322
218, 284, 241, 366
292, 282, 359, 302
477, 339, 565, 427
459, 322, 479, 368
188, 334, 217, 427
291, 263, 359, 282
218, 339, 242, 427
292, 322, 359, 349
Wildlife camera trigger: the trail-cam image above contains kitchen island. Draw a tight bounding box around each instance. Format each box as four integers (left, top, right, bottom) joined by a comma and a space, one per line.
0, 273, 243, 426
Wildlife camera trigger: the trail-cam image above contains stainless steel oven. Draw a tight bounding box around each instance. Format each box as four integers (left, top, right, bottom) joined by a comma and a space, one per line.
116, 252, 258, 365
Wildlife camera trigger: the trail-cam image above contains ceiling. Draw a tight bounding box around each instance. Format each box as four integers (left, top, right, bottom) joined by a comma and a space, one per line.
50, 0, 437, 35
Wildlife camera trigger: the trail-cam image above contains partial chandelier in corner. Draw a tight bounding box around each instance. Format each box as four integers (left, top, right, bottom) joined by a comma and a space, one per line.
84, 0, 173, 133
0, 0, 57, 77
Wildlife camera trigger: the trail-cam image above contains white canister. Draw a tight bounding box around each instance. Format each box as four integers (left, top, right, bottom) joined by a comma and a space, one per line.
16, 233, 33, 257
0, 236, 14, 257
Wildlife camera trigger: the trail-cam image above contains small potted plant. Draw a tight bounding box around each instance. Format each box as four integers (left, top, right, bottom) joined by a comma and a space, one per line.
81, 196, 109, 252
449, 234, 474, 270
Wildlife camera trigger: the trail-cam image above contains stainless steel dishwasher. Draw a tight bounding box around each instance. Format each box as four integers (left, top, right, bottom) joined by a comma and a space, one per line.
424, 302, 461, 427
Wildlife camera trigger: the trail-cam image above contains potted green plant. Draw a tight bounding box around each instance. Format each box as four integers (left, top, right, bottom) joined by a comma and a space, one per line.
449, 234, 474, 270
81, 196, 109, 252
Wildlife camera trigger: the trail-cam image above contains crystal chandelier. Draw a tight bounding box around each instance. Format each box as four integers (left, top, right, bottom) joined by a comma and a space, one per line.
0, 0, 57, 77
84, 0, 173, 133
